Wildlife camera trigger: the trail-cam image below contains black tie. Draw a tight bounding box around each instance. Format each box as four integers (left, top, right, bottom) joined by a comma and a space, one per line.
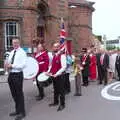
11, 50, 16, 64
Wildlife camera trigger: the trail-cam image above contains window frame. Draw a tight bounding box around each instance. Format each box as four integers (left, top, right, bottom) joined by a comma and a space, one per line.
4, 21, 19, 51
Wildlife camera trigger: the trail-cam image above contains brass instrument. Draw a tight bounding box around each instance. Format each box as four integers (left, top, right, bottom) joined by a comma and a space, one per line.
72, 56, 81, 76
80, 53, 89, 70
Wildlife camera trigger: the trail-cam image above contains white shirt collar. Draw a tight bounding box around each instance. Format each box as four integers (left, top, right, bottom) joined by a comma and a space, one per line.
14, 47, 21, 52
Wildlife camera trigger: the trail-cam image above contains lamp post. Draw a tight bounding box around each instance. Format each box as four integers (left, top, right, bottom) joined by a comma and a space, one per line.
103, 35, 107, 50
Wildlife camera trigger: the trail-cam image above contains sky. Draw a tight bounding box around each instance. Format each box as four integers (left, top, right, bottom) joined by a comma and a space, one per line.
88, 0, 120, 40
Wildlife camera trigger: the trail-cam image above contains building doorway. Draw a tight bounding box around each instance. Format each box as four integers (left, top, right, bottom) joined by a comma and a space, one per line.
37, 0, 50, 43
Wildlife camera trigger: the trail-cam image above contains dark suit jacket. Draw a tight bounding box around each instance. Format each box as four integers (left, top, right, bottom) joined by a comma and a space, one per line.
96, 53, 101, 67
115, 54, 120, 70
101, 53, 109, 69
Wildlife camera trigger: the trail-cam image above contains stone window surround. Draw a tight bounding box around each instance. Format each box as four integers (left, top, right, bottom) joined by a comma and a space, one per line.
0, 17, 23, 51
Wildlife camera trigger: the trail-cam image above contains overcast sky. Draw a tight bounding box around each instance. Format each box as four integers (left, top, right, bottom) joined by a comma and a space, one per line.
88, 0, 120, 40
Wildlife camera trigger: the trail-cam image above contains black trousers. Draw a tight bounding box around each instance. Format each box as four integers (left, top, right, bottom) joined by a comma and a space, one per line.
64, 73, 71, 92
99, 66, 108, 84
116, 66, 120, 80
36, 77, 44, 97
53, 74, 65, 106
97, 66, 103, 83
75, 73, 82, 94
8, 72, 25, 115
81, 72, 89, 85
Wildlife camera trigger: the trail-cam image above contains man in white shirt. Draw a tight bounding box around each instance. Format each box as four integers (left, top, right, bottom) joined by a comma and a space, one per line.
5, 37, 27, 120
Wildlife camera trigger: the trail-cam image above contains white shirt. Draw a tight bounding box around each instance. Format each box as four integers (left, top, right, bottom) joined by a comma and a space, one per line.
55, 54, 67, 76
48, 52, 53, 65
8, 47, 27, 73
100, 53, 105, 65
109, 53, 117, 73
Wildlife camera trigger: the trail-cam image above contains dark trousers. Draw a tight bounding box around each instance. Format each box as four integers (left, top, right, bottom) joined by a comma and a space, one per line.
82, 74, 89, 86
99, 66, 108, 84
8, 72, 25, 115
64, 73, 71, 93
116, 66, 120, 80
97, 66, 103, 83
75, 73, 81, 94
36, 78, 44, 97
53, 75, 65, 106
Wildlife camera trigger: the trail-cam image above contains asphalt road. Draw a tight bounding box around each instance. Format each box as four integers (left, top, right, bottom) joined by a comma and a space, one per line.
0, 75, 120, 120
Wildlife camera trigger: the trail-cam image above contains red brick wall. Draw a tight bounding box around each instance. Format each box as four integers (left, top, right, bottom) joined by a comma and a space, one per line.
22, 10, 37, 47
68, 6, 93, 52
0, 0, 94, 54
4, 0, 18, 6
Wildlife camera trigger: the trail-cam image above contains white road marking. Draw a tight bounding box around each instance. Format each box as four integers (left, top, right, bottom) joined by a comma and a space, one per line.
101, 81, 120, 100
112, 83, 120, 91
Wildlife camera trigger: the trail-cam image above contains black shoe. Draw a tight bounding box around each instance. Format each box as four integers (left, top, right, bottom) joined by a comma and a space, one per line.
57, 105, 65, 111
74, 93, 82, 96
82, 84, 86, 86
65, 91, 71, 95
35, 95, 40, 98
49, 103, 58, 107
9, 112, 19, 116
98, 82, 102, 85
15, 114, 25, 120
104, 83, 107, 86
82, 84, 88, 87
36, 96, 44, 101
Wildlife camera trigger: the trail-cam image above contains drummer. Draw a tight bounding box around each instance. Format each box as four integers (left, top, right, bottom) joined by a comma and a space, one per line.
34, 43, 49, 101
46, 42, 67, 111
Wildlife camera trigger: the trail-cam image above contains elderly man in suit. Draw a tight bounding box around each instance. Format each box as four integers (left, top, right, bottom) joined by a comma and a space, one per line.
99, 49, 109, 85
115, 50, 120, 81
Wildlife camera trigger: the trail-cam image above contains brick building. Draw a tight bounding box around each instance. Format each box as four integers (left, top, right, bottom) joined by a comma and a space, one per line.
0, 0, 94, 57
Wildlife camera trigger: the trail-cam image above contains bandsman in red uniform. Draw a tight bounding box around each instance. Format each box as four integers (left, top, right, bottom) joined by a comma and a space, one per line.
46, 42, 67, 111
80, 48, 90, 86
34, 43, 49, 101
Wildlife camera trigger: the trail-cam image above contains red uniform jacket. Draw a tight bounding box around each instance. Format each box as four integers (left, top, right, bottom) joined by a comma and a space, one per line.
89, 54, 97, 80
50, 54, 62, 75
34, 51, 49, 74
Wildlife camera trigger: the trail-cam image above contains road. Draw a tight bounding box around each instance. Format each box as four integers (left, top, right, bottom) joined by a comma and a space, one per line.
0, 75, 120, 120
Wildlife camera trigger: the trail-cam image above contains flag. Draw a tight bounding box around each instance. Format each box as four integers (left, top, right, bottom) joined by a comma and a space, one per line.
60, 18, 66, 44
59, 18, 67, 53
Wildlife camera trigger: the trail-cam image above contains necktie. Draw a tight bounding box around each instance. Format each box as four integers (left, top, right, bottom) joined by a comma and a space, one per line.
11, 50, 16, 64
100, 54, 104, 65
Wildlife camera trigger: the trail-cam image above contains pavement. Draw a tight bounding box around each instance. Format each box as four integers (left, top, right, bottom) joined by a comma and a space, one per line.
0, 74, 120, 120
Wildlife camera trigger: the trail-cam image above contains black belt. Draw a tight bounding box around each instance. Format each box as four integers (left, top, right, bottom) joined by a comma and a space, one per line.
10, 71, 23, 75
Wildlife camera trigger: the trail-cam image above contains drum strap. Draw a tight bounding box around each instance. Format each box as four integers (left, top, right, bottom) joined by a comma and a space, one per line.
35, 51, 46, 58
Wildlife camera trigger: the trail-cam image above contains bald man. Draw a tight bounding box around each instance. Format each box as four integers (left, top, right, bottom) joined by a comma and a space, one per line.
46, 42, 67, 111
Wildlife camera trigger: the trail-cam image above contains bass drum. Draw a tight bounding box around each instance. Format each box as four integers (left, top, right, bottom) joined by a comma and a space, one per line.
23, 56, 39, 80
37, 72, 52, 87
